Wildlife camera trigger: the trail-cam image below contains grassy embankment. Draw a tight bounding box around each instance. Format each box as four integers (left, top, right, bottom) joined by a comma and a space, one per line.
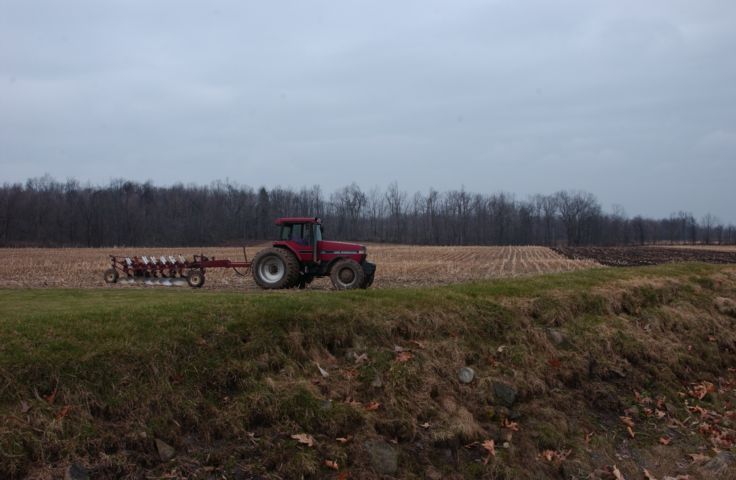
2, 264, 736, 479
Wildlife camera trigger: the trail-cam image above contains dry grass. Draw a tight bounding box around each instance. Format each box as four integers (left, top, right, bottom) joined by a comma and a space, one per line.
0, 245, 599, 290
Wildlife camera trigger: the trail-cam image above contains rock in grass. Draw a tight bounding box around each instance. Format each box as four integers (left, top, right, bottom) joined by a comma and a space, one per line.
365, 439, 398, 474
458, 367, 475, 384
64, 463, 89, 480
155, 438, 176, 461
492, 381, 518, 407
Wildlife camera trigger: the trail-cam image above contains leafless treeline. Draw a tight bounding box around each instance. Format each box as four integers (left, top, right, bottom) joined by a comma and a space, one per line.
0, 176, 734, 247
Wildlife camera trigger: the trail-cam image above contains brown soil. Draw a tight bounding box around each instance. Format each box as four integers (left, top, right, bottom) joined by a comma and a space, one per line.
554, 246, 736, 267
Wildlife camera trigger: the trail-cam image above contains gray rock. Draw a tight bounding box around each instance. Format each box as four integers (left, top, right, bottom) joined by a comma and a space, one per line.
492, 381, 518, 407
458, 367, 475, 384
546, 328, 567, 346
64, 463, 89, 480
703, 451, 736, 474
365, 439, 398, 474
155, 438, 176, 462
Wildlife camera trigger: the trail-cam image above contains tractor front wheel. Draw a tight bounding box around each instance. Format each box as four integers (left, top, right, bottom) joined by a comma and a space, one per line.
252, 248, 301, 289
330, 259, 365, 290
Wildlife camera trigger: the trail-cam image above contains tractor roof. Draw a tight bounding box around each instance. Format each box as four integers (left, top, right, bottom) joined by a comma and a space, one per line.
275, 217, 322, 225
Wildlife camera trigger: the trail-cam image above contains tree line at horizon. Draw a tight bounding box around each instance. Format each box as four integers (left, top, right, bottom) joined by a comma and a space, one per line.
0, 176, 733, 248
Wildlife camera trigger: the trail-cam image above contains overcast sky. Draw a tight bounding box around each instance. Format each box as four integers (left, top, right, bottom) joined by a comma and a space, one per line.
1, 0, 734, 222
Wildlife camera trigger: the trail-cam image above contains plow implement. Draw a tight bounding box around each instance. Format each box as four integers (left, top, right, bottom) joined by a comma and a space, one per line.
104, 248, 251, 288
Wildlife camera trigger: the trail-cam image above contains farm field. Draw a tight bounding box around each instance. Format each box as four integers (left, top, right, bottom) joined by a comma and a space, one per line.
0, 245, 600, 290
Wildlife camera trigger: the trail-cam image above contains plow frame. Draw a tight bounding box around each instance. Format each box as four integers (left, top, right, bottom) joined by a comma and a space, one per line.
105, 248, 252, 288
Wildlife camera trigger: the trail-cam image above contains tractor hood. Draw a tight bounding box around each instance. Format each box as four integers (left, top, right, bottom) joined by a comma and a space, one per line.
319, 240, 367, 256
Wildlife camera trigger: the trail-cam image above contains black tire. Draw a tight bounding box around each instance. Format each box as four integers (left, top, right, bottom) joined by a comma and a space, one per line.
252, 248, 301, 289
330, 259, 365, 290
187, 269, 206, 288
104, 268, 119, 284
362, 272, 375, 289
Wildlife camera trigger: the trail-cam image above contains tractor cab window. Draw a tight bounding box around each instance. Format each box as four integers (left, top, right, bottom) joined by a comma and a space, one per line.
280, 223, 322, 245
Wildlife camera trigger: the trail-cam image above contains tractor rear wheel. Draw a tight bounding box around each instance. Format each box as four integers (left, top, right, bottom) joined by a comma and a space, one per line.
187, 269, 206, 288
252, 248, 301, 289
330, 259, 365, 290
104, 268, 119, 284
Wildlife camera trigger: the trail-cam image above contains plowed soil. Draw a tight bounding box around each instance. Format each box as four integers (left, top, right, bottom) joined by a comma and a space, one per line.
554, 246, 736, 267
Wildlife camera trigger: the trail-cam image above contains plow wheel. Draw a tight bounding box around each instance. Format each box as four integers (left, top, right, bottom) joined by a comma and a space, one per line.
252, 248, 301, 289
330, 259, 365, 290
187, 269, 206, 288
104, 268, 119, 284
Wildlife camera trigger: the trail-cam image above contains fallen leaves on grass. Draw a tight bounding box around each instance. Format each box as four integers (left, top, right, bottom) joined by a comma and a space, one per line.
290, 433, 315, 447
619, 416, 635, 438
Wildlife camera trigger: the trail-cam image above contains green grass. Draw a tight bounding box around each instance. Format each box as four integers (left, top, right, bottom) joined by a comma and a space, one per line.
1, 262, 735, 479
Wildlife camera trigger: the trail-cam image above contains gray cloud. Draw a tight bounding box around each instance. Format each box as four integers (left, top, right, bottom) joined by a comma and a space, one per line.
1, 0, 734, 222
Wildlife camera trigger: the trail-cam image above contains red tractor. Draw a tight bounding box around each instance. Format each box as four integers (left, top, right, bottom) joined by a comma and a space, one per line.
103, 217, 376, 290
252, 217, 375, 290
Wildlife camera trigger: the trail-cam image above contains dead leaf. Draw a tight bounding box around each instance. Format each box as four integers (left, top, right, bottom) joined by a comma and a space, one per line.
643, 468, 658, 480
619, 416, 635, 428
409, 340, 425, 349
20, 401, 31, 413
688, 453, 710, 463
393, 345, 405, 352
502, 419, 519, 431
45, 386, 58, 405
584, 431, 593, 445
541, 450, 555, 462
627, 426, 635, 438
290, 433, 315, 447
497, 345, 506, 353
659, 436, 671, 446
337, 472, 350, 480
55, 405, 71, 420
396, 351, 413, 362
365, 401, 381, 411
324, 459, 339, 470
611, 465, 625, 480
481, 439, 495, 464
316, 363, 329, 378
336, 436, 351, 444
419, 422, 431, 429
354, 353, 368, 364
547, 357, 561, 369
